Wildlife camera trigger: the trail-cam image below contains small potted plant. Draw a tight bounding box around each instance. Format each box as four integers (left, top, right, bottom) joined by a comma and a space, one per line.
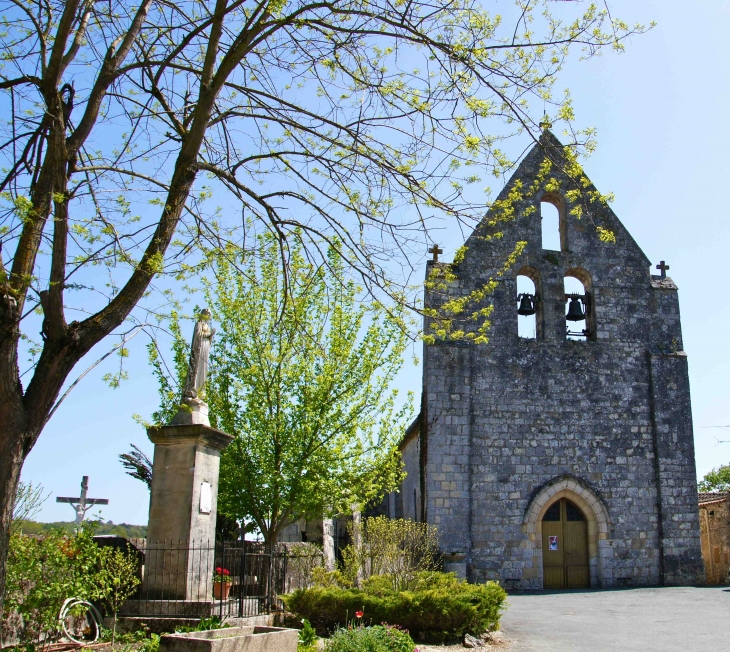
213, 566, 232, 600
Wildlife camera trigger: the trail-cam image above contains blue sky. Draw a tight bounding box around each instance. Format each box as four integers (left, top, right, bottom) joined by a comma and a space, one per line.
24, 0, 730, 524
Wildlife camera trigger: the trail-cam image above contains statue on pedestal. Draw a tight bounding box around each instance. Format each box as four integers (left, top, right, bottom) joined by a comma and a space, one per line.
171, 308, 215, 426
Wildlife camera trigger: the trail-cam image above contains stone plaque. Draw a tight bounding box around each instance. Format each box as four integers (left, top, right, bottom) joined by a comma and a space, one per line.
200, 482, 212, 514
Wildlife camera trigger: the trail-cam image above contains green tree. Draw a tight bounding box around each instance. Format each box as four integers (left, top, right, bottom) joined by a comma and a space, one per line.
205, 236, 411, 548
94, 546, 141, 645
0, 0, 647, 610
698, 465, 730, 493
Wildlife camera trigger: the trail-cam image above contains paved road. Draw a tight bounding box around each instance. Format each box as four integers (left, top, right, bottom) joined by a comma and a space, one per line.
500, 586, 729, 651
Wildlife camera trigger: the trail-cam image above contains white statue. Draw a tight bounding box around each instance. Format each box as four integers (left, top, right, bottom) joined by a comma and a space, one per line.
182, 308, 215, 400
171, 309, 215, 426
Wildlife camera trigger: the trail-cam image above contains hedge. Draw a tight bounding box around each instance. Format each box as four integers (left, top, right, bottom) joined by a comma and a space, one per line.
282, 572, 507, 642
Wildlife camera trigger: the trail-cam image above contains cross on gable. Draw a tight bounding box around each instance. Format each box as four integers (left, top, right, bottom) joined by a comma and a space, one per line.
656, 260, 670, 279
57, 475, 109, 523
428, 244, 443, 262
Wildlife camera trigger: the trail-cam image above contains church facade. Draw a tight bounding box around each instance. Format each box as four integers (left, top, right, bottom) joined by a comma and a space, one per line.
396, 130, 705, 589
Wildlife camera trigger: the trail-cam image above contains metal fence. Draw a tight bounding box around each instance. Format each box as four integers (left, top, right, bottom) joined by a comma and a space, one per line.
117, 540, 323, 619
118, 540, 274, 619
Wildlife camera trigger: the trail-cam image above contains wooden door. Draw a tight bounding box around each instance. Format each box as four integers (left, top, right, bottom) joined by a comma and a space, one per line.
541, 499, 589, 589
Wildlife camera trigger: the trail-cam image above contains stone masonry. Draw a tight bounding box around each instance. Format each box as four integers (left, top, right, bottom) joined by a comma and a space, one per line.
698, 492, 730, 584
397, 130, 705, 589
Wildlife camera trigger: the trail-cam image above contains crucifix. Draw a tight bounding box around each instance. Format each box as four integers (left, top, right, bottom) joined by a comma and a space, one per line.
428, 244, 443, 262
56, 476, 109, 523
656, 260, 670, 279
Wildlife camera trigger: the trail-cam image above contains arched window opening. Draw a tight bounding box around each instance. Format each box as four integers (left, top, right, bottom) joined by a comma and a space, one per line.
517, 274, 538, 339
564, 275, 590, 341
541, 200, 562, 251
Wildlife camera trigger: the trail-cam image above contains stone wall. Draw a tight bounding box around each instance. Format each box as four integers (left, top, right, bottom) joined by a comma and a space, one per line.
419, 130, 705, 588
698, 493, 730, 584
398, 421, 422, 521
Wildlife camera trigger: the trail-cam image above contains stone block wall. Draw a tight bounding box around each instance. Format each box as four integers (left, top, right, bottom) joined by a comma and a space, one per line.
399, 422, 422, 521
699, 494, 730, 584
423, 343, 473, 561
417, 130, 705, 588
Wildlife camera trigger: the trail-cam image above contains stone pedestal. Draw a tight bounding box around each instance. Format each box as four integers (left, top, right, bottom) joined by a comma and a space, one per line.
145, 423, 234, 600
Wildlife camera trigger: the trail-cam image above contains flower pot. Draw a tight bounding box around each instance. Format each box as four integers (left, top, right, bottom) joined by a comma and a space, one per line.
213, 581, 231, 600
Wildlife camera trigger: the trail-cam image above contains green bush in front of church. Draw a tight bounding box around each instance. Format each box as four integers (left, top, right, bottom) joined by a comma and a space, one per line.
283, 571, 507, 643
324, 625, 415, 652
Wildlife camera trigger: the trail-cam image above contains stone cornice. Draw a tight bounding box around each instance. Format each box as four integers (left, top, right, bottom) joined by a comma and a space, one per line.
147, 423, 234, 451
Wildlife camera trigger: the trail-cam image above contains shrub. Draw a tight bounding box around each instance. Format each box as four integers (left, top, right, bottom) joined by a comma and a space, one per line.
3, 525, 104, 644
324, 625, 415, 652
283, 571, 507, 642
340, 518, 439, 591
3, 525, 142, 646
298, 618, 318, 652
283, 543, 324, 591
141, 633, 161, 652
95, 545, 142, 644
311, 567, 351, 589
175, 616, 229, 633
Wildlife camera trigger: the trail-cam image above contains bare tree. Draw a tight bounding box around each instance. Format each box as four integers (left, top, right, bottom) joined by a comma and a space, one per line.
0, 0, 646, 610
11, 481, 49, 533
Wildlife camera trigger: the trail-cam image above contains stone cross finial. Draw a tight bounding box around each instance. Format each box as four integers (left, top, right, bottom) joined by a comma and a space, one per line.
656, 261, 670, 279
539, 114, 553, 131
428, 244, 443, 262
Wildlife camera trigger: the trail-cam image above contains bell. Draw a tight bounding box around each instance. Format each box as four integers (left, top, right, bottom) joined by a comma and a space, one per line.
517, 293, 537, 316
566, 296, 585, 321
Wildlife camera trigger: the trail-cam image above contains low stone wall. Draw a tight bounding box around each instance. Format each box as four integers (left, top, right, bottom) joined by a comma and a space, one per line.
159, 626, 297, 652
108, 614, 275, 636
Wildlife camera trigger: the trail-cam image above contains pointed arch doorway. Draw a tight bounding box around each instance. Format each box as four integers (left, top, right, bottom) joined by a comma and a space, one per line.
542, 498, 590, 589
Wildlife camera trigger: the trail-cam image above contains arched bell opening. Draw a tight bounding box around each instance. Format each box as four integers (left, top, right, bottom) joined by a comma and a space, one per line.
516, 267, 542, 340
540, 193, 567, 252
564, 268, 594, 341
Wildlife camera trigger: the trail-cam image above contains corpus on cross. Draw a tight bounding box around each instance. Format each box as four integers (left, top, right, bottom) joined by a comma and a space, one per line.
56, 475, 109, 523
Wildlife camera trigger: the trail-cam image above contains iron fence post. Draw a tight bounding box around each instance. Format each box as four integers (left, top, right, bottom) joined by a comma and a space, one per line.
239, 542, 245, 618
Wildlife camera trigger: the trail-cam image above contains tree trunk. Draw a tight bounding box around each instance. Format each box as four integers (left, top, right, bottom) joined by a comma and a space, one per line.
0, 286, 27, 625
0, 421, 27, 626
0, 1, 265, 619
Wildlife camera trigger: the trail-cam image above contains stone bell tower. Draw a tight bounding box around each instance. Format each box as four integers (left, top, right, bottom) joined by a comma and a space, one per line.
397, 129, 705, 590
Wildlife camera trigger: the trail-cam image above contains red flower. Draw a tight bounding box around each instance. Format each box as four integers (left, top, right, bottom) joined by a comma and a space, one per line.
355, 611, 363, 619
222, 568, 230, 576
215, 567, 223, 573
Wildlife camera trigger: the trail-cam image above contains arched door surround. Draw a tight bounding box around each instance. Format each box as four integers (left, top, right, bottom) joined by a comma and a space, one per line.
523, 475, 611, 589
